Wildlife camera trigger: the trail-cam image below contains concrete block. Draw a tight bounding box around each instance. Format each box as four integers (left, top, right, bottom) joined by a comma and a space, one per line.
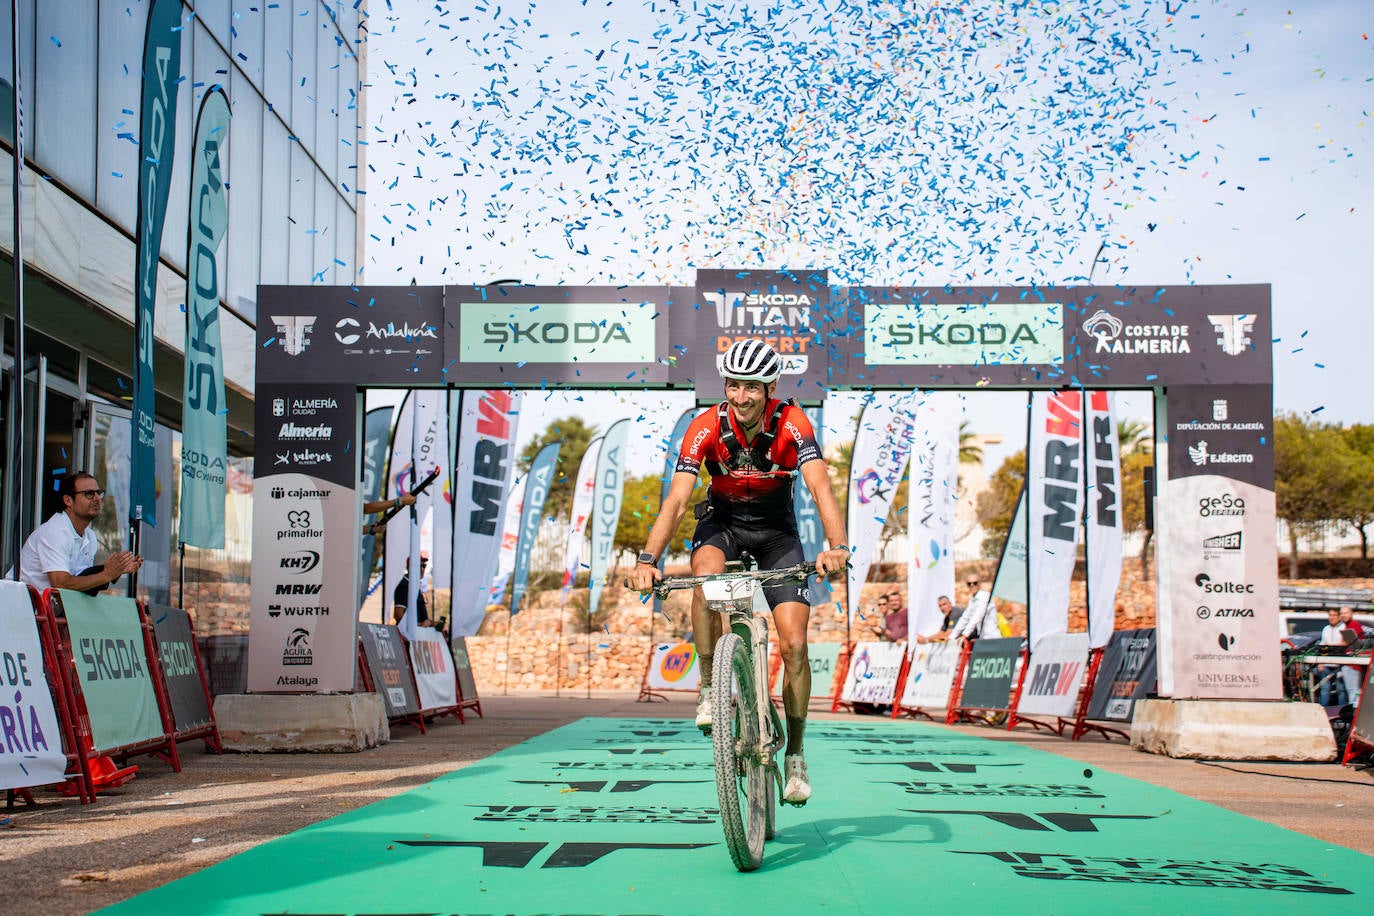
1130, 699, 1336, 762
214, 694, 390, 753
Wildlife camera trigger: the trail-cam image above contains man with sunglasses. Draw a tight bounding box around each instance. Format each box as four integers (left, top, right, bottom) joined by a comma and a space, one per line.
19, 471, 142, 595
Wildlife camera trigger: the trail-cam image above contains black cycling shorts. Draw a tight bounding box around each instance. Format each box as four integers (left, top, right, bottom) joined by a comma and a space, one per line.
691, 511, 809, 610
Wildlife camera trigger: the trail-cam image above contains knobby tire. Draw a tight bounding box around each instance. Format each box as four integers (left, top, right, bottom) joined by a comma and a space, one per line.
712, 632, 767, 871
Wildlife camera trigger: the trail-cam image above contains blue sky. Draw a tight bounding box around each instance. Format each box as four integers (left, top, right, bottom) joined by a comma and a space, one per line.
362, 1, 1370, 472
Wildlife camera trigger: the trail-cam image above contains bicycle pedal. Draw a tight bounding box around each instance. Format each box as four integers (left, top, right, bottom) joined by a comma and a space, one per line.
781, 797, 809, 808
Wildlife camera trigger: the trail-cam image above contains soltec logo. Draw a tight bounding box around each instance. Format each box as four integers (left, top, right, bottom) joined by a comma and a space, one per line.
271, 316, 315, 356
334, 317, 361, 344
1208, 314, 1257, 355
1194, 573, 1254, 595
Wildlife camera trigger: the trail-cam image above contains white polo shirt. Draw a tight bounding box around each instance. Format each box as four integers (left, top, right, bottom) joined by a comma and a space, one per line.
18, 511, 99, 591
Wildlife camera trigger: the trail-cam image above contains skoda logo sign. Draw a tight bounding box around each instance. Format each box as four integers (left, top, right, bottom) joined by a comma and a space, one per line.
335, 317, 361, 344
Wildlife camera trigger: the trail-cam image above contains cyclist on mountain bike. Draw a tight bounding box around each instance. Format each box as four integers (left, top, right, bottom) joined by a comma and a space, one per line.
628, 338, 850, 804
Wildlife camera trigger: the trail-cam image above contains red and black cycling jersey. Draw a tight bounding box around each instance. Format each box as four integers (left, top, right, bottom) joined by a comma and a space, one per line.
675, 399, 822, 510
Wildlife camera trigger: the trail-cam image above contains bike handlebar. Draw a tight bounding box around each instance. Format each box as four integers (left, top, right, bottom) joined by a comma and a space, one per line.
637, 561, 820, 601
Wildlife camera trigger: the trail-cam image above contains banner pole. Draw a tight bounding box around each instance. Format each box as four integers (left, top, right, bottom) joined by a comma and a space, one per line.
555, 596, 564, 698
7, 0, 25, 579
502, 610, 512, 695
1081, 391, 1091, 638
177, 541, 185, 609
128, 507, 143, 598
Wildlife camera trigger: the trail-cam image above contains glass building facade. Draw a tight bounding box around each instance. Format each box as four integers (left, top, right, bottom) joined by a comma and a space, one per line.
0, 1, 363, 620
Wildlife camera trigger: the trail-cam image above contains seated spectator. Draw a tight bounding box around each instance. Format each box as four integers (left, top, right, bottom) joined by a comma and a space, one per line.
19, 471, 142, 596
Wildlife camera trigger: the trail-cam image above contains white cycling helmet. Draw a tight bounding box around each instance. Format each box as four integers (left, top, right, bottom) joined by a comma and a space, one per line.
717, 339, 783, 383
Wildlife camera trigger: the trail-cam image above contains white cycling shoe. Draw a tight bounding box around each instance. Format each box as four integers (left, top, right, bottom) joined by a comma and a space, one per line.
695, 691, 712, 733
783, 754, 811, 805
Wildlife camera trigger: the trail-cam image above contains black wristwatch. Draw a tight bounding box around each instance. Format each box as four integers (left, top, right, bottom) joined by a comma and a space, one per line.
637, 551, 658, 565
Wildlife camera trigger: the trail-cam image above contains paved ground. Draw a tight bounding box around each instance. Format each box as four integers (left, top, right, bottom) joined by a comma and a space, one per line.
5, 691, 1372, 915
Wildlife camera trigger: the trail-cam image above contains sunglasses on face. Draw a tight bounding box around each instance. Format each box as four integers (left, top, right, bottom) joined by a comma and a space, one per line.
74, 488, 106, 499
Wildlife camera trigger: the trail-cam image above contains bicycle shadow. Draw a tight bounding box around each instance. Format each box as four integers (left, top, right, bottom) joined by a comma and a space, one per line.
762, 813, 952, 868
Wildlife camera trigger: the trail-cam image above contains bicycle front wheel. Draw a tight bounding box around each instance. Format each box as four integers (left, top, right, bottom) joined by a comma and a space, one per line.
712, 632, 768, 871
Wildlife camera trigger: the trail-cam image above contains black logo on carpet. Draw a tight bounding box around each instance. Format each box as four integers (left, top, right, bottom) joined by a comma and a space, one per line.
861, 761, 1023, 774
906, 809, 1157, 832
891, 782, 1105, 798
394, 840, 713, 868
955, 852, 1353, 894
513, 779, 710, 793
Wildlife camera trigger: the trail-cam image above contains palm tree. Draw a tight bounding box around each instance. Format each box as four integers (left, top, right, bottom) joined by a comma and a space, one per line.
958, 421, 983, 465
1116, 418, 1151, 455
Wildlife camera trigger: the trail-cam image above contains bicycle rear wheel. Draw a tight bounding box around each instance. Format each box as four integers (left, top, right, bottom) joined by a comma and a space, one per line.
711, 632, 768, 871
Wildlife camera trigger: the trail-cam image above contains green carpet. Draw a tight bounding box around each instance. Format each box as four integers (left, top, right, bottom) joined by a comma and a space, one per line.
103, 717, 1373, 914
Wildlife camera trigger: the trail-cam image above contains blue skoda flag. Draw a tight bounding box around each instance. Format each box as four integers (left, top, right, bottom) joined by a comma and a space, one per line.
178, 88, 230, 548
509, 442, 560, 615
588, 419, 630, 614
131, 0, 182, 528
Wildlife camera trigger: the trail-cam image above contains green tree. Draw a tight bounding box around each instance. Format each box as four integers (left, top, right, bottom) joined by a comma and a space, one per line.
958, 421, 984, 465
614, 470, 709, 565
518, 416, 598, 523
1338, 425, 1374, 559
976, 449, 1026, 558
1275, 413, 1350, 576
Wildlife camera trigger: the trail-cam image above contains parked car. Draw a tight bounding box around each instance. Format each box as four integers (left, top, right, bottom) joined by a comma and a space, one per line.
1279, 610, 1374, 640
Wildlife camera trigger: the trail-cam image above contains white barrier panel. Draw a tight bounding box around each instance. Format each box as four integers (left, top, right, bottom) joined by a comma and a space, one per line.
0, 582, 67, 789
646, 642, 699, 692
840, 641, 905, 704
902, 640, 960, 708
408, 628, 458, 711
1017, 632, 1090, 717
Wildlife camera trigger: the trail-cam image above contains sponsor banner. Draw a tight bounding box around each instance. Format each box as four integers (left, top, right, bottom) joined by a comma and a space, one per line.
511, 442, 560, 614
795, 406, 832, 606
58, 592, 163, 751
1166, 384, 1274, 487
0, 581, 67, 790
247, 469, 359, 693
179, 88, 231, 549
446, 285, 671, 385
358, 623, 419, 718
645, 642, 700, 692
257, 285, 446, 384
1071, 284, 1271, 387
866, 300, 1063, 366
992, 485, 1029, 605
807, 642, 842, 699
901, 640, 960, 709
451, 390, 523, 637
1027, 391, 1083, 652
842, 287, 1064, 388
960, 637, 1022, 710
408, 628, 458, 712
692, 269, 832, 395
563, 438, 601, 592
846, 391, 922, 621
358, 405, 395, 608
1085, 392, 1123, 648
1352, 666, 1374, 758
450, 636, 479, 703
255, 383, 358, 489
148, 604, 213, 732
1087, 628, 1159, 721
589, 419, 630, 615
430, 394, 455, 595
1158, 472, 1280, 699
385, 390, 445, 639
1017, 632, 1090, 718
131, 0, 183, 526
840, 641, 905, 704
907, 392, 962, 637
